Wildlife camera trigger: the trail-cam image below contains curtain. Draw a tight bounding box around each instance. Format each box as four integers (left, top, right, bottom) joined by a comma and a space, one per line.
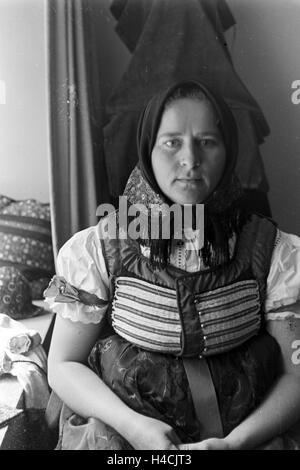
46, 0, 109, 257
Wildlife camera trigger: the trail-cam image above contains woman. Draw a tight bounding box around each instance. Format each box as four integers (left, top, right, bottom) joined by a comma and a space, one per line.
46, 80, 300, 450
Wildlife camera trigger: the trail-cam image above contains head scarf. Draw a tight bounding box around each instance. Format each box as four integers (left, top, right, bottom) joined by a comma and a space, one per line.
137, 80, 238, 204
123, 79, 248, 268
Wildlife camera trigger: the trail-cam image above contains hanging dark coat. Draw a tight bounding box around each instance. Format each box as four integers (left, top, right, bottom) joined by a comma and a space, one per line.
103, 0, 270, 200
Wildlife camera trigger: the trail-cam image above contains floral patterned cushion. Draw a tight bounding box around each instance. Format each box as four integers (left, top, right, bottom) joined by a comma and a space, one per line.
0, 266, 45, 319
0, 196, 55, 299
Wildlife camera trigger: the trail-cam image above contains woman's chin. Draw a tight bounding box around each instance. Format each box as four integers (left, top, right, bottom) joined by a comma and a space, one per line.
168, 181, 209, 205
170, 190, 207, 205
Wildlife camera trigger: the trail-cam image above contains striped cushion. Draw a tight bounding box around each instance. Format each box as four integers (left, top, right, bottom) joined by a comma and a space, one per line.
0, 199, 54, 276
112, 276, 182, 353
195, 279, 261, 356
0, 197, 54, 299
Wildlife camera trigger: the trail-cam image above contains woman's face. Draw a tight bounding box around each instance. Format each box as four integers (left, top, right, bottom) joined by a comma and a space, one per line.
151, 98, 226, 204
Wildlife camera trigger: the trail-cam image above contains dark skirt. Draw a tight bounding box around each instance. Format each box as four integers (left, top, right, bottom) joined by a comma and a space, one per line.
57, 331, 300, 450
86, 331, 280, 443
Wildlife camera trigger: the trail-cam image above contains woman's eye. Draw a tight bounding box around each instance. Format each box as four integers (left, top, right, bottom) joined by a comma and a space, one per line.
164, 139, 181, 149
199, 138, 215, 147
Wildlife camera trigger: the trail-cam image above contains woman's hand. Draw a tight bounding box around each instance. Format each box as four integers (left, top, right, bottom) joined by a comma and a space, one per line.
179, 437, 231, 450
123, 414, 181, 450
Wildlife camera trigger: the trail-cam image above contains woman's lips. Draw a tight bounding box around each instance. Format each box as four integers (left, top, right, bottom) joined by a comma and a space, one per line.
177, 178, 201, 182
175, 178, 203, 189
176, 178, 203, 184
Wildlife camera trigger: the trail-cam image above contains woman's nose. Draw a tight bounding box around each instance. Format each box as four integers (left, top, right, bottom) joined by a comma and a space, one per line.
179, 141, 201, 168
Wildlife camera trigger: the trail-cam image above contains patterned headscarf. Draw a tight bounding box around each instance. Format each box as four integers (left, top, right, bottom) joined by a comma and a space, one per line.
123, 80, 248, 267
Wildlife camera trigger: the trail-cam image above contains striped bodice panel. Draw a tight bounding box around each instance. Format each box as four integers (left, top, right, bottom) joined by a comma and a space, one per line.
111, 276, 261, 356
194, 279, 261, 356
112, 277, 182, 353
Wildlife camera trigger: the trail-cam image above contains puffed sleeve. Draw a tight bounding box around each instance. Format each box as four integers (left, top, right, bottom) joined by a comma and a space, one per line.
44, 224, 110, 324
265, 229, 300, 320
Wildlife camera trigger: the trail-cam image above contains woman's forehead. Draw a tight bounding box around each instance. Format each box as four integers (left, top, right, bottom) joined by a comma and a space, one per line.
158, 98, 219, 134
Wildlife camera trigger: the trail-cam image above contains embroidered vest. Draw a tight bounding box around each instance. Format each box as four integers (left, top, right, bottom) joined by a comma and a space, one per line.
99, 214, 277, 358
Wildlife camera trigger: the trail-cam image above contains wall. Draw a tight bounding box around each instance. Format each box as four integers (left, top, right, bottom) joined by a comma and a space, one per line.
226, 0, 300, 235
0, 0, 49, 202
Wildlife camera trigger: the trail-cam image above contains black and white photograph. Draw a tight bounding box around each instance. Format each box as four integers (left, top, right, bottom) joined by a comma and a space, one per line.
0, 0, 300, 453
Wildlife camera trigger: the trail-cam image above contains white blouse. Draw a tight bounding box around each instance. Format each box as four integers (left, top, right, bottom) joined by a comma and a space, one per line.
45, 224, 300, 324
